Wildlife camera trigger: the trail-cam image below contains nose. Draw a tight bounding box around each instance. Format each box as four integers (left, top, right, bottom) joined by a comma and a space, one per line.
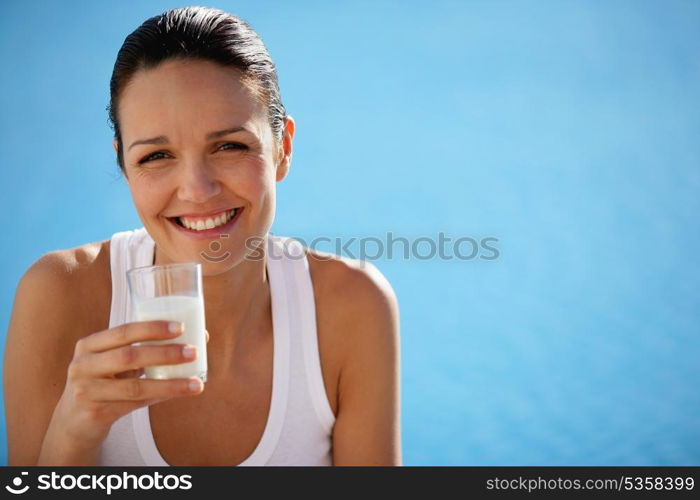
177, 160, 221, 203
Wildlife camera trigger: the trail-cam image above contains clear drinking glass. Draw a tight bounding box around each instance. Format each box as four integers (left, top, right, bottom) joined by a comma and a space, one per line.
126, 262, 208, 382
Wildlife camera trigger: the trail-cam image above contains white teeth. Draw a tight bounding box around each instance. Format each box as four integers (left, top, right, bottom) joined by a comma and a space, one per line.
178, 209, 237, 231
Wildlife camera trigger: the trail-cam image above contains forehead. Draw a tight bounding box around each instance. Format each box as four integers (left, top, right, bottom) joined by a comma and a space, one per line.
119, 59, 268, 144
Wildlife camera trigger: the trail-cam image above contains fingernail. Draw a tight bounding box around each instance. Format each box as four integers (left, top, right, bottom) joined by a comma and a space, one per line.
182, 345, 196, 359
169, 322, 184, 334
189, 379, 202, 392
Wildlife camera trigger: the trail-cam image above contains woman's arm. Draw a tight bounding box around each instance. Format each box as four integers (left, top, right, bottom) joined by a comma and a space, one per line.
330, 262, 402, 466
3, 253, 82, 465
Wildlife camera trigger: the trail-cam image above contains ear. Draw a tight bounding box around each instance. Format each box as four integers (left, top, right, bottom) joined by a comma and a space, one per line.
275, 115, 295, 182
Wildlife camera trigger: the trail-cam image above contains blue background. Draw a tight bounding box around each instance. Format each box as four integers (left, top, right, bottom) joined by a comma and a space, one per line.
1, 0, 698, 465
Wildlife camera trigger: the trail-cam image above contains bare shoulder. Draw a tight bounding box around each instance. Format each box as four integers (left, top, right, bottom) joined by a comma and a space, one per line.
10, 239, 112, 353
303, 246, 400, 413
20, 239, 111, 303
305, 247, 399, 320
5, 238, 112, 393
24, 239, 110, 282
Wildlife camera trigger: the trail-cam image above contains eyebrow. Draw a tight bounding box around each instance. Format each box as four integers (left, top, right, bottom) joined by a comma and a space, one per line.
127, 126, 249, 152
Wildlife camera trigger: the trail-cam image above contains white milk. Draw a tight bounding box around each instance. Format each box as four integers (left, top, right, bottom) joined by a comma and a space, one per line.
132, 295, 208, 382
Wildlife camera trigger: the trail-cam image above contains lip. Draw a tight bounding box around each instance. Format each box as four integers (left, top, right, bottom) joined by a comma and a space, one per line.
166, 207, 244, 240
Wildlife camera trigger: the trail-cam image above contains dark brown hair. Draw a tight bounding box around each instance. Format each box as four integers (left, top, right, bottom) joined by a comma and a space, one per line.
107, 6, 286, 170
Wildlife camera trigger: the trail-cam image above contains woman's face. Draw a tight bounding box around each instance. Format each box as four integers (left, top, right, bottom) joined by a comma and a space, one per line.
116, 59, 292, 274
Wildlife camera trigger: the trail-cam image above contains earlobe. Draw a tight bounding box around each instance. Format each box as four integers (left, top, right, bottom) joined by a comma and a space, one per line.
276, 161, 289, 182
276, 148, 290, 181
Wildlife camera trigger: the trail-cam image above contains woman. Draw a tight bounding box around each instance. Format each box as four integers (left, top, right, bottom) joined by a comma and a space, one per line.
4, 6, 401, 466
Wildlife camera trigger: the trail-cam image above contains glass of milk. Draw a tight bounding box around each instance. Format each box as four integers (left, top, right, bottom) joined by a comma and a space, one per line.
126, 262, 207, 382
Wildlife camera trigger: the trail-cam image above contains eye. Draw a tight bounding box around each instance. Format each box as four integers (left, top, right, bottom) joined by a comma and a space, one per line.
137, 151, 168, 164
219, 142, 248, 152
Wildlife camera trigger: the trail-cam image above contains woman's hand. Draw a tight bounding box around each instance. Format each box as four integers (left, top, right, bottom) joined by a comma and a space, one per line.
40, 321, 207, 462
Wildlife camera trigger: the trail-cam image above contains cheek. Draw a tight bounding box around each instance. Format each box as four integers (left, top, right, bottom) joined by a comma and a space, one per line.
126, 175, 168, 216
230, 157, 276, 202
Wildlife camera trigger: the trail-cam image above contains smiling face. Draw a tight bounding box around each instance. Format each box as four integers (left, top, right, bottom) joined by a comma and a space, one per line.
116, 58, 293, 274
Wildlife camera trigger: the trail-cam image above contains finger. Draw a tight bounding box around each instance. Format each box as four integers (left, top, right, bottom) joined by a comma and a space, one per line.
114, 368, 145, 379
144, 398, 169, 407
75, 321, 184, 355
73, 343, 197, 378
86, 377, 204, 402
205, 329, 210, 343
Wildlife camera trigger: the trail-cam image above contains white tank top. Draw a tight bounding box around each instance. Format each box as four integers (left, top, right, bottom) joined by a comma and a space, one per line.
98, 227, 336, 466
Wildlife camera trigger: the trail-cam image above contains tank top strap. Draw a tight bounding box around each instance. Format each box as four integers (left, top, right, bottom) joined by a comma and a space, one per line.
108, 228, 154, 328
270, 234, 336, 432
